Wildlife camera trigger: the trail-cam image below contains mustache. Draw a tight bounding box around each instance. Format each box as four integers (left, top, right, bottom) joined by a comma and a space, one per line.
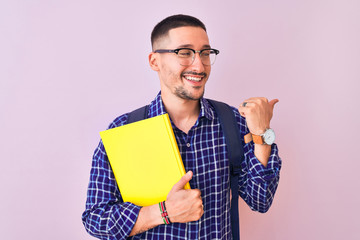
182, 71, 207, 78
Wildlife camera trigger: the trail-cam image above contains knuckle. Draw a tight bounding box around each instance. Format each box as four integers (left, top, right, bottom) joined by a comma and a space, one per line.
193, 189, 201, 198
260, 97, 268, 105
199, 210, 204, 218
194, 210, 202, 220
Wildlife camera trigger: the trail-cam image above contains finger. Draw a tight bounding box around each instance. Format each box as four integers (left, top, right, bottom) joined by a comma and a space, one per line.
269, 99, 279, 109
239, 102, 254, 117
171, 171, 193, 191
238, 106, 246, 117
240, 98, 260, 108
241, 101, 252, 108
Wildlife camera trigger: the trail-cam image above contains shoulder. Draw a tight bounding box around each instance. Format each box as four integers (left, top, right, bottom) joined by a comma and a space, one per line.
205, 99, 249, 134
205, 98, 243, 121
106, 113, 130, 130
105, 101, 153, 130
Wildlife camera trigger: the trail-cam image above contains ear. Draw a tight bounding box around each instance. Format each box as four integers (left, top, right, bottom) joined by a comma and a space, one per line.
149, 52, 160, 71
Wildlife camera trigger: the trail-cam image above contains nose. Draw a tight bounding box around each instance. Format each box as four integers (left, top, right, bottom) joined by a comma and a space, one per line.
190, 52, 206, 72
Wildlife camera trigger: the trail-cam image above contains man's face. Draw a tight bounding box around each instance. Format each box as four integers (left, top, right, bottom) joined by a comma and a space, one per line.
153, 26, 212, 101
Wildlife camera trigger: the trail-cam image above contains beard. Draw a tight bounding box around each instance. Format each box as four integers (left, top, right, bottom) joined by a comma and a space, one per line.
174, 71, 207, 100
175, 86, 205, 101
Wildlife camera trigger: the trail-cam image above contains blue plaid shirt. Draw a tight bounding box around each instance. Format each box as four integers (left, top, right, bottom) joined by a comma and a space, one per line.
82, 93, 281, 240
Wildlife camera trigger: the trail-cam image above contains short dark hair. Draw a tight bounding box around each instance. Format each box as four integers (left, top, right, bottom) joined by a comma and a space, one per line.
151, 14, 207, 49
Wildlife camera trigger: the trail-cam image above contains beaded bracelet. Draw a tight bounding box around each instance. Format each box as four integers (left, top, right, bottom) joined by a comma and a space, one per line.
159, 201, 171, 225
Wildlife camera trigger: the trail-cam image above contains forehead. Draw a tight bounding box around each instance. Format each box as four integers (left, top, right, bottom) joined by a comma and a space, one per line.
165, 26, 210, 48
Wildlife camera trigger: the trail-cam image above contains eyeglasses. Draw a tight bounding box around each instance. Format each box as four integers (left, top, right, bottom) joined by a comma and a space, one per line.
154, 48, 220, 66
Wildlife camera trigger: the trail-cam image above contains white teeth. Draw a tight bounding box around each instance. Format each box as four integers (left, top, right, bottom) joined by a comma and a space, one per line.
185, 76, 202, 82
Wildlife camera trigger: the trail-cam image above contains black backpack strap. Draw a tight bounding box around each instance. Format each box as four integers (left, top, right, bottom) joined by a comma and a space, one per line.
207, 99, 244, 240
126, 105, 149, 124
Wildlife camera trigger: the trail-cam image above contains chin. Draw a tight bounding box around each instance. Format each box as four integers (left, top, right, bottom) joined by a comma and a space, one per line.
175, 87, 205, 101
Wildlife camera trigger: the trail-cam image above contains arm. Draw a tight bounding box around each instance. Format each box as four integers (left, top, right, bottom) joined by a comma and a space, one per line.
82, 141, 142, 240
129, 171, 203, 236
238, 97, 279, 168
253, 144, 271, 167
235, 98, 282, 212
239, 141, 281, 213
82, 140, 203, 239
128, 204, 163, 236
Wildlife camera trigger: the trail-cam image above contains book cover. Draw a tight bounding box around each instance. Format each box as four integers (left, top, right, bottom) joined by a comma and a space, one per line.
100, 113, 190, 206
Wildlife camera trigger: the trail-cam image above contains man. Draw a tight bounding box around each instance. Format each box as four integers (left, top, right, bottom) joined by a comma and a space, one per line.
82, 14, 281, 239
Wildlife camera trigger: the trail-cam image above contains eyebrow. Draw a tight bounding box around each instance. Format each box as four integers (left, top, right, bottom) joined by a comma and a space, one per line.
177, 44, 212, 49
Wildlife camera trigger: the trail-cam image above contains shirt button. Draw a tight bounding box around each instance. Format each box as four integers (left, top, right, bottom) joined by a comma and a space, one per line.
186, 143, 191, 148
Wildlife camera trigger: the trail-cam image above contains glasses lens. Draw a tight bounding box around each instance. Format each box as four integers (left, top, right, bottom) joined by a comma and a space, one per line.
200, 50, 217, 65
177, 49, 194, 66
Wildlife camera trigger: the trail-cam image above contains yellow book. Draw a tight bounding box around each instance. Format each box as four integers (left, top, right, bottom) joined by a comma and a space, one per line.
100, 113, 190, 207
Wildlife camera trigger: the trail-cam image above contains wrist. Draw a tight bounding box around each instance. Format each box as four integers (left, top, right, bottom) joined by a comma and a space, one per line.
148, 204, 164, 226
129, 204, 163, 236
159, 201, 172, 225
253, 143, 271, 167
251, 126, 269, 136
251, 128, 275, 145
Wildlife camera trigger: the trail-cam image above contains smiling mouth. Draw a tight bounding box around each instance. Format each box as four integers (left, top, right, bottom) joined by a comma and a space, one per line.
184, 75, 203, 82
182, 72, 207, 83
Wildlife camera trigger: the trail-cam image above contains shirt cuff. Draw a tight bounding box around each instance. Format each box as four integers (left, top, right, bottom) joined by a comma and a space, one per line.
243, 142, 282, 184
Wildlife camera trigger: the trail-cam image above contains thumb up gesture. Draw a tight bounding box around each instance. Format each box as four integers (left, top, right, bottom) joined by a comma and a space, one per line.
238, 97, 279, 135
165, 171, 204, 223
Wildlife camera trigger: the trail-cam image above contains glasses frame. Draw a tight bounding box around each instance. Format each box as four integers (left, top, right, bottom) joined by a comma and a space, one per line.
154, 48, 220, 66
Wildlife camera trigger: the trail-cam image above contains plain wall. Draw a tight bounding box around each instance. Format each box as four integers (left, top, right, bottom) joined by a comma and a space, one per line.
1, 0, 359, 239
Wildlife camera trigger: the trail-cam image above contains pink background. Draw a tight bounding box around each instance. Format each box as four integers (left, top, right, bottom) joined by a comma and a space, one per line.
1, 0, 359, 239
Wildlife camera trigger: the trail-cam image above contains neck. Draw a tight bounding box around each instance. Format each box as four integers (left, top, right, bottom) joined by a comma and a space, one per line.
161, 92, 200, 134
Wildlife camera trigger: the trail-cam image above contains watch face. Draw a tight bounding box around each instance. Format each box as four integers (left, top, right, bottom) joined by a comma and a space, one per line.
263, 129, 276, 145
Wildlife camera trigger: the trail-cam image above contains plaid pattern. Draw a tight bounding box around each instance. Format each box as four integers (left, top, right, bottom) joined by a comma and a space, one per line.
82, 93, 281, 240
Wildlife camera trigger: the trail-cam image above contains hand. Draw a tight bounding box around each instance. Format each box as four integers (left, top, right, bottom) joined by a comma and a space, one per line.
238, 97, 279, 135
165, 171, 204, 223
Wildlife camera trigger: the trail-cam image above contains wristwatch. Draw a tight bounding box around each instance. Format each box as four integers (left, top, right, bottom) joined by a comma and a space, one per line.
251, 128, 276, 145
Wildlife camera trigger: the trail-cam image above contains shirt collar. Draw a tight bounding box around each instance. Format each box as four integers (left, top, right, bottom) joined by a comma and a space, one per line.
148, 91, 214, 121
199, 98, 215, 121
148, 92, 167, 117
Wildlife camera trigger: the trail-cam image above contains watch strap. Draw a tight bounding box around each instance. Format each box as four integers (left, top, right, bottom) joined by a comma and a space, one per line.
251, 134, 264, 144
244, 133, 252, 144
243, 133, 264, 144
